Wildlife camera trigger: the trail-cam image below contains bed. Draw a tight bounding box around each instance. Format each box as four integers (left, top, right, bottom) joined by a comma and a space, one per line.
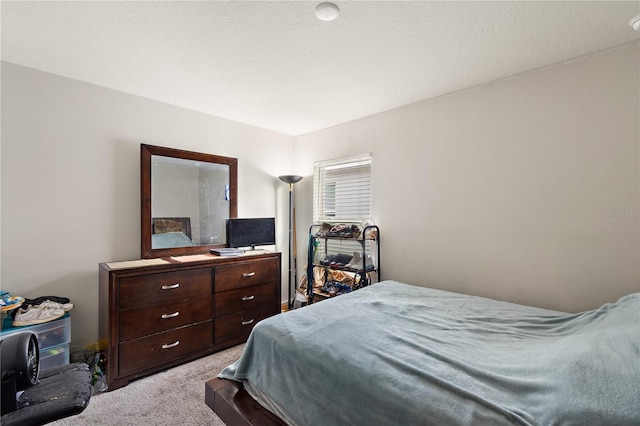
207, 280, 640, 425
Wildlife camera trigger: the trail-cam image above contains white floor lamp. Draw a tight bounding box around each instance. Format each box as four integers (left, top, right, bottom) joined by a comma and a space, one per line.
279, 175, 303, 309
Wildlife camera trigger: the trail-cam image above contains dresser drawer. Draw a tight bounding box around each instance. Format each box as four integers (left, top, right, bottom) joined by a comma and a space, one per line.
119, 268, 211, 309
118, 320, 213, 377
214, 258, 279, 292
119, 296, 212, 341
215, 306, 278, 345
215, 282, 276, 318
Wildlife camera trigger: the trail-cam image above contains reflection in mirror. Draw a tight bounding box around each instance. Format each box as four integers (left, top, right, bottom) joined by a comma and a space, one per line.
141, 144, 238, 258
152, 155, 229, 247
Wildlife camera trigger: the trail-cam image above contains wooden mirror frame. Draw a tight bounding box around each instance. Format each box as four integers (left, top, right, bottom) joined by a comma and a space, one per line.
141, 144, 238, 258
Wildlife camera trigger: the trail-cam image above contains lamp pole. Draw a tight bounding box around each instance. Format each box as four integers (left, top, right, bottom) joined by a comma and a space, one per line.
279, 175, 303, 309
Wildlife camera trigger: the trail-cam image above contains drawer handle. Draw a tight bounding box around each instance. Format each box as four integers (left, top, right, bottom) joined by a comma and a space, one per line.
241, 295, 255, 301
241, 319, 255, 326
161, 311, 180, 319
242, 272, 256, 278
161, 283, 180, 290
161, 340, 180, 349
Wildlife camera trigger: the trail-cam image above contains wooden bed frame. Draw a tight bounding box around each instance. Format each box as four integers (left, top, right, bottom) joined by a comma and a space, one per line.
205, 377, 286, 426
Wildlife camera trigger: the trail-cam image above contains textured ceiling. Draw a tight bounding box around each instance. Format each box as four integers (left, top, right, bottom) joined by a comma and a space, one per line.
2, 1, 639, 136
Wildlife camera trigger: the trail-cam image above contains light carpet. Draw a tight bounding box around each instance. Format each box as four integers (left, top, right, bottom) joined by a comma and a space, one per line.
50, 344, 245, 426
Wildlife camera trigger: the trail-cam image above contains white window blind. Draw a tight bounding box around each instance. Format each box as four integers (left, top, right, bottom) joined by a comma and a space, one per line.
313, 153, 372, 224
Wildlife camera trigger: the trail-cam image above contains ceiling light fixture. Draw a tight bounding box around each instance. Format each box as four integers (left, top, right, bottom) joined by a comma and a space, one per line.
316, 2, 340, 21
630, 15, 640, 31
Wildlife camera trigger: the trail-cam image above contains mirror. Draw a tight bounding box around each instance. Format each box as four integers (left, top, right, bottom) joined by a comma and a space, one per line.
141, 144, 238, 258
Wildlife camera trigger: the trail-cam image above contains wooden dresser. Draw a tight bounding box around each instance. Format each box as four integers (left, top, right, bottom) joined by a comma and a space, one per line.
99, 252, 280, 390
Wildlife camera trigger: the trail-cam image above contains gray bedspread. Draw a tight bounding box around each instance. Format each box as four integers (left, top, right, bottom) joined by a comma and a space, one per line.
219, 281, 640, 425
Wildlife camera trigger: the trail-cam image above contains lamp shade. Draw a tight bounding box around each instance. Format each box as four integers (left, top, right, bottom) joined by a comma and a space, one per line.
279, 175, 303, 184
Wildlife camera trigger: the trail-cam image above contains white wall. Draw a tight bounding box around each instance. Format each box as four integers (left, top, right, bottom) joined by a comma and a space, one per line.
2, 44, 638, 348
1, 62, 294, 347
294, 44, 639, 313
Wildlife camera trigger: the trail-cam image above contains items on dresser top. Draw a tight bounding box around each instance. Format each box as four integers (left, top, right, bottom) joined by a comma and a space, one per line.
210, 248, 245, 256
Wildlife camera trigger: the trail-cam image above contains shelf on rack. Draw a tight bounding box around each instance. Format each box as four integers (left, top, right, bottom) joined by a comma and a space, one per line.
307, 224, 380, 304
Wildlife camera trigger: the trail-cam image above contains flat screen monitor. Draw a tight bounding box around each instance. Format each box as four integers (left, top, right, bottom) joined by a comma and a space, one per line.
227, 217, 276, 250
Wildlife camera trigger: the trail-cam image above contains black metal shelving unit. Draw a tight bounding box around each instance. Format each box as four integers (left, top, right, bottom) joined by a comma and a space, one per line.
306, 224, 380, 303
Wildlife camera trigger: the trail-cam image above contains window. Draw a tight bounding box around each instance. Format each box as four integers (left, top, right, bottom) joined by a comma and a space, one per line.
313, 153, 372, 224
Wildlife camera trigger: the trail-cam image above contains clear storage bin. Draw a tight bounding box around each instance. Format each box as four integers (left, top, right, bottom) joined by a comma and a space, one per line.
0, 314, 71, 350
39, 344, 70, 369
1, 315, 72, 370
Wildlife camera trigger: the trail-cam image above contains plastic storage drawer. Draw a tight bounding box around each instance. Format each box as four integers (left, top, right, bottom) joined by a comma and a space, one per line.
40, 344, 70, 369
0, 315, 71, 350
